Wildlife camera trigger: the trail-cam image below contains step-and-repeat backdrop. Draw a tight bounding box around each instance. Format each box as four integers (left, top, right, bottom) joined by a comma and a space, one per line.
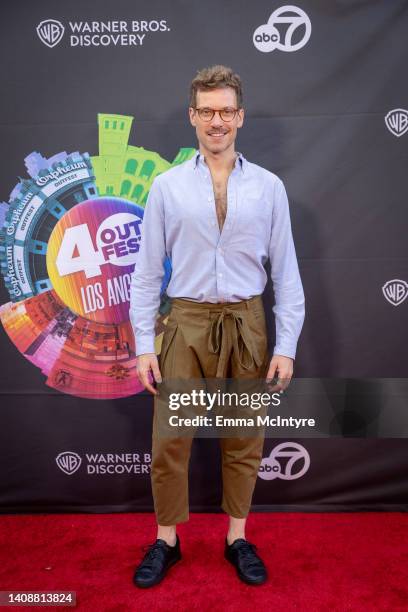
1, 2, 407, 512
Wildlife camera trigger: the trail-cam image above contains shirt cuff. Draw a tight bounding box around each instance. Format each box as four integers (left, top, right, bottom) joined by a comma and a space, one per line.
273, 345, 296, 360
135, 335, 156, 357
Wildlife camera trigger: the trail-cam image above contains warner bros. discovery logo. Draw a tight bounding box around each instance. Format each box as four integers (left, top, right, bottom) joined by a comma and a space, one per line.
55, 451, 152, 475
37, 20, 65, 48
258, 442, 310, 480
384, 109, 408, 137
382, 279, 408, 306
253, 5, 311, 53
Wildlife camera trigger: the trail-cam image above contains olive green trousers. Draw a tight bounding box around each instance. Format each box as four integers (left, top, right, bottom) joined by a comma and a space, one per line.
151, 294, 269, 525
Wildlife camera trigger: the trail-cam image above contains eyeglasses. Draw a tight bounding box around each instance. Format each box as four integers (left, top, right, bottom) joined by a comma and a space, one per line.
194, 107, 239, 122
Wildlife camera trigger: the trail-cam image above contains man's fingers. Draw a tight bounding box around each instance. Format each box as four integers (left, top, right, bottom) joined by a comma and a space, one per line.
268, 377, 291, 393
145, 379, 159, 395
268, 381, 283, 392
136, 354, 161, 395
139, 369, 158, 395
151, 362, 162, 384
137, 368, 149, 389
266, 359, 293, 393
279, 375, 292, 391
269, 376, 291, 393
265, 360, 280, 391
266, 362, 278, 384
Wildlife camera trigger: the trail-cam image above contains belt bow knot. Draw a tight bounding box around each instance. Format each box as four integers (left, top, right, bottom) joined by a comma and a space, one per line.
208, 308, 262, 378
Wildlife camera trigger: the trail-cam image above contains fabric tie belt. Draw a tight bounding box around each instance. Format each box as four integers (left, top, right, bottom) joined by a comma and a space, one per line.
207, 308, 262, 378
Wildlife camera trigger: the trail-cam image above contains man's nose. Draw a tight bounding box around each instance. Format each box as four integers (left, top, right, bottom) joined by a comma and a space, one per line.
210, 111, 225, 128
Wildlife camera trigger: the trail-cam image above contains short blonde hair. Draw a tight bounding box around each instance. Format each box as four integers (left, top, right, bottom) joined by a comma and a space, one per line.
189, 65, 243, 109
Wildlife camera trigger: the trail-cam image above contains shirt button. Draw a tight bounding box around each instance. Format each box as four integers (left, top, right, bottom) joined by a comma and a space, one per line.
218, 273, 223, 278
208, 196, 212, 202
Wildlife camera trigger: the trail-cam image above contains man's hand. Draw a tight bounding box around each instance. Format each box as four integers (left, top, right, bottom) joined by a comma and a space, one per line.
136, 353, 162, 395
266, 354, 294, 392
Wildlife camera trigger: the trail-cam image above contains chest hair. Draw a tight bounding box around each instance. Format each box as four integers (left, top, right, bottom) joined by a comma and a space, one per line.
212, 177, 228, 231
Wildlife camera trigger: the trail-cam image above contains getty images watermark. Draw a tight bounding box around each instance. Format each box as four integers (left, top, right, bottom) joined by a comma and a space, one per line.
154, 378, 318, 438
165, 387, 315, 431
153, 378, 408, 439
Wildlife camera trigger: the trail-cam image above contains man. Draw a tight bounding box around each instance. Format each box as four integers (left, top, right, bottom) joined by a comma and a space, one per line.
130, 65, 305, 588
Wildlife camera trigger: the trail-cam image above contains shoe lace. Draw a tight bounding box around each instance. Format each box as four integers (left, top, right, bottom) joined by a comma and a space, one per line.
236, 541, 261, 568
140, 542, 166, 568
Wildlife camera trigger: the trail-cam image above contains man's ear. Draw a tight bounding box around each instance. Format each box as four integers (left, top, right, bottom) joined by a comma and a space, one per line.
237, 108, 245, 128
189, 107, 197, 127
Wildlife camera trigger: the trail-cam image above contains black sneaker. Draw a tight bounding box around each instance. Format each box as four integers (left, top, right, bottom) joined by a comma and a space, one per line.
225, 538, 267, 585
133, 535, 181, 588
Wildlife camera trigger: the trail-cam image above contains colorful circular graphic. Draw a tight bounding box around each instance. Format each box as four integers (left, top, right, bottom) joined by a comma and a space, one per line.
0, 113, 196, 399
47, 197, 143, 325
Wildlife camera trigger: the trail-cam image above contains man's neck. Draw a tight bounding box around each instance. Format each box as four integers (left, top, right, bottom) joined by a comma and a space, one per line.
198, 146, 238, 175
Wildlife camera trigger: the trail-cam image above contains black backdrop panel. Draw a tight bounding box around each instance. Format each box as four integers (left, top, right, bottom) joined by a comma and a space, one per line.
0, 1, 407, 512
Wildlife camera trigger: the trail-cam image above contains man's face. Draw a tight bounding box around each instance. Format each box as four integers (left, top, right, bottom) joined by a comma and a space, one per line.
189, 87, 244, 156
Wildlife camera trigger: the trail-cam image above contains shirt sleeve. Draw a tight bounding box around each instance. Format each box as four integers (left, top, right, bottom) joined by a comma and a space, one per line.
129, 177, 167, 356
268, 178, 305, 360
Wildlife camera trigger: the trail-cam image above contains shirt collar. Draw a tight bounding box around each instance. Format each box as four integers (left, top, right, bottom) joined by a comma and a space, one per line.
193, 150, 246, 173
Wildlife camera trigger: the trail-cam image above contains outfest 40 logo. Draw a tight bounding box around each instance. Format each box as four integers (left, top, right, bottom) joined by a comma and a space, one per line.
0, 114, 195, 399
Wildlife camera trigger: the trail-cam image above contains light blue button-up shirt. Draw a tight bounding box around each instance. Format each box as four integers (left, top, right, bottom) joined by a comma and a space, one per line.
129, 150, 305, 359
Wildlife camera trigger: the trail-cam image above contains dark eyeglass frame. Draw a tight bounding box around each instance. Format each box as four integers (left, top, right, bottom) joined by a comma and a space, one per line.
194, 107, 240, 122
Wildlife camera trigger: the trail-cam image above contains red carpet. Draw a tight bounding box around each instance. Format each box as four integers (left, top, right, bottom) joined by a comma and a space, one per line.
1, 512, 408, 611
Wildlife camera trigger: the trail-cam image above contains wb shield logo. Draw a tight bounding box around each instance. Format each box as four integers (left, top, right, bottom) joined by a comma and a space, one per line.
385, 109, 408, 137
37, 20, 65, 48
56, 452, 82, 475
382, 280, 408, 306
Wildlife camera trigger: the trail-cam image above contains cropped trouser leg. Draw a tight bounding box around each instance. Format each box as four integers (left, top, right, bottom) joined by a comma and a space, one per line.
150, 296, 269, 525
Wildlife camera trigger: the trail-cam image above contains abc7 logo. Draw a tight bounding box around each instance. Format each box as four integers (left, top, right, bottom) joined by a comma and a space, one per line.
253, 5, 312, 53
258, 442, 310, 480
